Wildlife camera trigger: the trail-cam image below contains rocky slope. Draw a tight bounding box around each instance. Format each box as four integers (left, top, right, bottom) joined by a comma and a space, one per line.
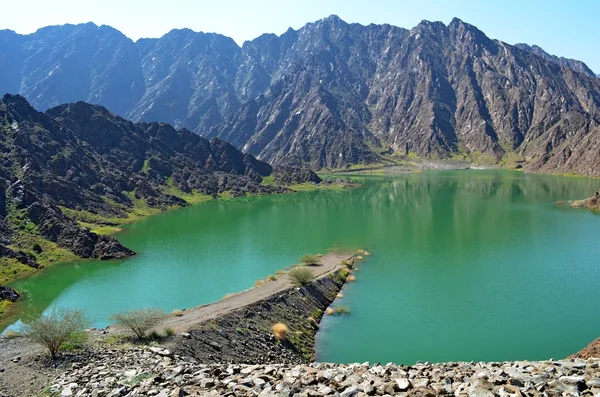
43, 351, 600, 397
0, 94, 319, 302
514, 43, 598, 79
2, 17, 600, 173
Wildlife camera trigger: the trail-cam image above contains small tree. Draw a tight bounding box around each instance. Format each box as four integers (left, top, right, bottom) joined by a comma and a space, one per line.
289, 267, 315, 286
300, 254, 321, 266
110, 308, 165, 340
22, 308, 88, 360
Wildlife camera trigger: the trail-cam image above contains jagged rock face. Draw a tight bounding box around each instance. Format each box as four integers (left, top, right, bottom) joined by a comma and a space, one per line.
0, 285, 20, 302
0, 24, 144, 115
2, 17, 600, 172
0, 94, 291, 268
515, 43, 598, 79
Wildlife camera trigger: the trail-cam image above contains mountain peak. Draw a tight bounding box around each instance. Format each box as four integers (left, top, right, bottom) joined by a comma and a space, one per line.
315, 14, 348, 27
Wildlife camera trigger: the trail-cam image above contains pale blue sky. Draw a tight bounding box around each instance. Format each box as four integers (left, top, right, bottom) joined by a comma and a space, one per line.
1, 0, 598, 73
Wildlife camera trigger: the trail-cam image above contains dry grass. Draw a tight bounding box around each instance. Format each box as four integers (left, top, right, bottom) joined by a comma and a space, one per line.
300, 254, 321, 266
336, 293, 344, 299
289, 267, 315, 286
275, 270, 286, 275
356, 249, 365, 254
272, 323, 288, 341
364, 251, 371, 256
326, 308, 335, 316
347, 274, 356, 282
356, 255, 364, 261
172, 309, 184, 317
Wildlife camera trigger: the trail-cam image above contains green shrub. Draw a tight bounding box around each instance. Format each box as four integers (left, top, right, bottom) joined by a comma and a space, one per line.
164, 327, 175, 337
337, 268, 350, 280
300, 254, 321, 266
60, 330, 89, 351
110, 308, 165, 340
289, 267, 315, 286
331, 306, 351, 315
32, 243, 43, 254
22, 308, 88, 359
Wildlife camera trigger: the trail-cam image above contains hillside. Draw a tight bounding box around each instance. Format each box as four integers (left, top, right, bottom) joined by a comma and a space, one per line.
1, 17, 600, 173
0, 94, 319, 301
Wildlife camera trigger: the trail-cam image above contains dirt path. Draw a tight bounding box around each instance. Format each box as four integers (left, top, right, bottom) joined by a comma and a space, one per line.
158, 251, 351, 333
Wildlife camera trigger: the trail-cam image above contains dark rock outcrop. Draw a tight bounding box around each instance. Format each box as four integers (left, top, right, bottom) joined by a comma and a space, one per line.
0, 285, 21, 302
271, 167, 322, 186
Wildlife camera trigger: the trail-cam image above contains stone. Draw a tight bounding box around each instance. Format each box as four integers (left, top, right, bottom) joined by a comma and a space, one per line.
396, 378, 411, 391
340, 385, 360, 397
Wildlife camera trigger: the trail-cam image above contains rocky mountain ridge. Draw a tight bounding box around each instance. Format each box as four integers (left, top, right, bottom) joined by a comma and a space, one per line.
1, 17, 600, 173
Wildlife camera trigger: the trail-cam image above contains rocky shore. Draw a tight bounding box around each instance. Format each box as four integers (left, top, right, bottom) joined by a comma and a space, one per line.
46, 346, 600, 397
570, 189, 600, 212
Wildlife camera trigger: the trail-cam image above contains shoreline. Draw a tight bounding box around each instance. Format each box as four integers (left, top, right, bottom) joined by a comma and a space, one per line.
0, 251, 360, 396
0, 180, 358, 322
2, 248, 600, 396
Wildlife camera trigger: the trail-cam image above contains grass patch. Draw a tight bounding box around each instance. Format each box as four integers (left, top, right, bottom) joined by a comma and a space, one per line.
123, 372, 154, 387
288, 182, 347, 192
288, 267, 315, 286
261, 175, 276, 186
0, 257, 36, 284
329, 306, 351, 316
60, 330, 89, 351
300, 254, 321, 266
0, 299, 13, 317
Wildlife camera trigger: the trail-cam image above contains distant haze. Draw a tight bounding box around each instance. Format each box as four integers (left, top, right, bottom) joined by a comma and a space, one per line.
0, 0, 598, 73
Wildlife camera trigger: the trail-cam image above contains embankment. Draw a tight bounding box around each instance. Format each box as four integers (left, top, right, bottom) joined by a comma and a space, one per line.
163, 252, 355, 364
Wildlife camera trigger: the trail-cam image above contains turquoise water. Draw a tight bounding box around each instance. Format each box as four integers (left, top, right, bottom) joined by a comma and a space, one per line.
5, 171, 600, 364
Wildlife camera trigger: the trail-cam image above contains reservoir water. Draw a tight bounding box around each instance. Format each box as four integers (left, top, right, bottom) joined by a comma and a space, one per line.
4, 170, 600, 364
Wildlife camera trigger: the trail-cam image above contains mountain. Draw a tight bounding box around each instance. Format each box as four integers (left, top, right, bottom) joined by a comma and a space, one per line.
1, 17, 600, 174
514, 43, 598, 79
0, 94, 319, 294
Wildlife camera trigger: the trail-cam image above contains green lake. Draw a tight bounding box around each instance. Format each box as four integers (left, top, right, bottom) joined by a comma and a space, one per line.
3, 170, 600, 364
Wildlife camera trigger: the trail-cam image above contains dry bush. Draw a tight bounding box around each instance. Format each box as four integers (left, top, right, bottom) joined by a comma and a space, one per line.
336, 292, 344, 299
356, 249, 365, 254
307, 316, 319, 328
300, 254, 321, 266
356, 255, 364, 261
172, 309, 184, 317
110, 308, 165, 340
289, 267, 315, 286
272, 323, 288, 341
326, 308, 335, 315
22, 308, 88, 359
347, 274, 356, 282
